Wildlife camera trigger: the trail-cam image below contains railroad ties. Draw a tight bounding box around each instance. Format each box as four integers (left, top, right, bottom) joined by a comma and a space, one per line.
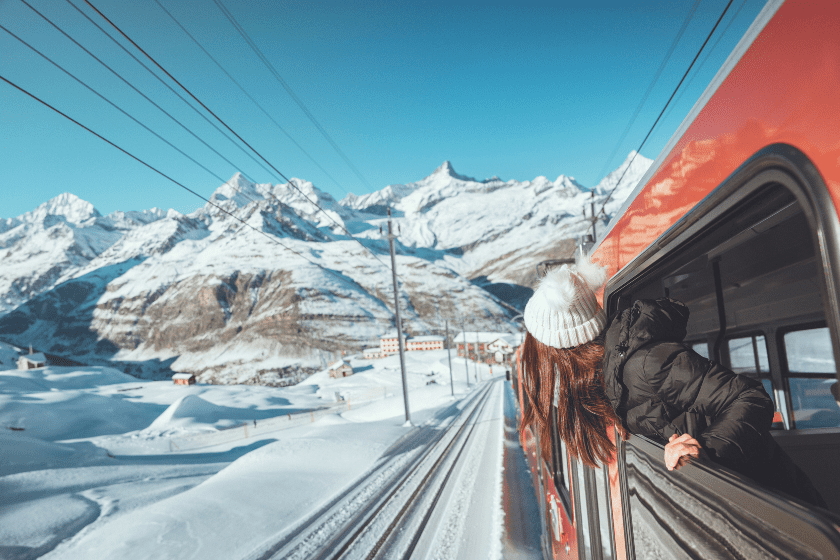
245, 380, 500, 560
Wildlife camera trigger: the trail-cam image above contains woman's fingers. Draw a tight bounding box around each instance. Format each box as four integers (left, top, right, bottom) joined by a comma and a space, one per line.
664, 435, 702, 471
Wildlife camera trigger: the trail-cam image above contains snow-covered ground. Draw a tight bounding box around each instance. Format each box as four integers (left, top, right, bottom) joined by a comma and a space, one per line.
0, 341, 513, 559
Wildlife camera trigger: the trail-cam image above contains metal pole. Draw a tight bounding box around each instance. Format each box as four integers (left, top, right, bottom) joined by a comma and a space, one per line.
462, 324, 470, 388
387, 208, 411, 424
445, 319, 454, 396
475, 332, 480, 382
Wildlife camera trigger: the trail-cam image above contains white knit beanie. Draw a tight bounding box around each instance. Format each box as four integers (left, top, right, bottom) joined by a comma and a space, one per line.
524, 255, 608, 349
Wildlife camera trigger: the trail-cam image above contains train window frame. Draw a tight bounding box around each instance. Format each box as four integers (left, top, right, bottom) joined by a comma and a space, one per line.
549, 405, 574, 520
599, 145, 840, 557
603, 145, 840, 392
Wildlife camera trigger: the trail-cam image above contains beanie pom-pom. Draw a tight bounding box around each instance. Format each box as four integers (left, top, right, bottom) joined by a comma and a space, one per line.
574, 254, 608, 291
538, 266, 577, 311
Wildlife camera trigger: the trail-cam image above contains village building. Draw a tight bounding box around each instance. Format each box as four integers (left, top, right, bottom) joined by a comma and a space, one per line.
456, 332, 522, 364
363, 347, 382, 359
377, 333, 445, 356
17, 352, 47, 370
378, 333, 407, 356
405, 335, 445, 352
172, 373, 196, 385
328, 360, 354, 378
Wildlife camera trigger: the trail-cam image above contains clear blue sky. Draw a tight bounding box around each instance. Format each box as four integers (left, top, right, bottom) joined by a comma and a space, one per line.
1, 0, 766, 217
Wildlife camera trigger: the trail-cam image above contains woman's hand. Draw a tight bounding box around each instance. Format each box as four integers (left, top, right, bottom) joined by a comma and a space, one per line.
664, 433, 702, 471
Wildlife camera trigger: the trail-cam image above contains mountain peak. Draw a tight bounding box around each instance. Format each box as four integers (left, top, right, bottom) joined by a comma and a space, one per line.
429, 161, 476, 182
26, 192, 100, 225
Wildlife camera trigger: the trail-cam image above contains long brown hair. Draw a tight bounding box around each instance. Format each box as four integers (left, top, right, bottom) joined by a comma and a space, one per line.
519, 332, 626, 468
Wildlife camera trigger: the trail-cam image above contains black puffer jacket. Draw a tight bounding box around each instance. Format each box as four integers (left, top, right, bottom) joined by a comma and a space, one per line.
602, 298, 824, 507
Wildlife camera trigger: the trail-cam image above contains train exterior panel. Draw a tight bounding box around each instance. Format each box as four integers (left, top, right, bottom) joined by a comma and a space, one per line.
598, 0, 840, 279
515, 1, 840, 558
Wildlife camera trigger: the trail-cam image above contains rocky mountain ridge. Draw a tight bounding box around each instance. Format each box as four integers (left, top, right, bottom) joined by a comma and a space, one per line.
0, 153, 652, 381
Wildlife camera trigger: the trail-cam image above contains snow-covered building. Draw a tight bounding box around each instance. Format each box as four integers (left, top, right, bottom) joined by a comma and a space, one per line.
456, 332, 520, 364
17, 352, 46, 370
405, 335, 444, 352
363, 347, 382, 359
329, 361, 353, 378
379, 333, 444, 355
379, 333, 406, 355
172, 373, 196, 385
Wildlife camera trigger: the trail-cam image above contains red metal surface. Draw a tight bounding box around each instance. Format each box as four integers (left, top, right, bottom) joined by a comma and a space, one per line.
594, 1, 840, 279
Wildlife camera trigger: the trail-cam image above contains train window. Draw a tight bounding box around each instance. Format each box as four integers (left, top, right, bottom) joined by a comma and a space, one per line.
690, 341, 709, 359
574, 461, 594, 560
550, 405, 574, 517
728, 334, 774, 405
784, 327, 836, 373
783, 327, 840, 429
593, 466, 615, 560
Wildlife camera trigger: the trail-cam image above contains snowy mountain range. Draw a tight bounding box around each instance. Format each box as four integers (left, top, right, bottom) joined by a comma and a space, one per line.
0, 153, 651, 381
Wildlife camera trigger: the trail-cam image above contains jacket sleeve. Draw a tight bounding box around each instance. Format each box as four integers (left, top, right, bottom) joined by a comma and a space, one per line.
626, 344, 775, 474
689, 360, 775, 473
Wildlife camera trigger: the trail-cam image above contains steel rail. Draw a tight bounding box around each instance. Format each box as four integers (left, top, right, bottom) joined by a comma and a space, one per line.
365, 382, 497, 559
259, 382, 494, 560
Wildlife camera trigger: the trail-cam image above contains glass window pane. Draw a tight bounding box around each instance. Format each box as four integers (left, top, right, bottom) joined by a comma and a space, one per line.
728, 335, 769, 375
784, 328, 837, 374
558, 438, 569, 492
594, 466, 614, 560
691, 342, 709, 359
789, 378, 840, 429
760, 379, 773, 400
575, 461, 593, 560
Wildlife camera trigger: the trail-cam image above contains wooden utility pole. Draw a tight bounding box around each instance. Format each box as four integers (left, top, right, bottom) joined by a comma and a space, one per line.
387, 208, 411, 425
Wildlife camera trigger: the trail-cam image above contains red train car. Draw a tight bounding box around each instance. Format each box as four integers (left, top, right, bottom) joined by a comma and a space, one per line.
516, 1, 840, 558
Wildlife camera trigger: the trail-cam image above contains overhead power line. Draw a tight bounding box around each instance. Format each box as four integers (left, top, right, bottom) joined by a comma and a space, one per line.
0, 72, 359, 285
590, 0, 735, 238
152, 0, 350, 196
63, 0, 286, 202
211, 0, 375, 193
82, 0, 397, 276
0, 22, 232, 188
659, 0, 748, 129
19, 0, 261, 207
595, 0, 701, 183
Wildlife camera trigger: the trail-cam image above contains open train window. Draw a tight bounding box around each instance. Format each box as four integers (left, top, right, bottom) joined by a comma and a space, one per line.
603, 145, 840, 515
607, 182, 832, 429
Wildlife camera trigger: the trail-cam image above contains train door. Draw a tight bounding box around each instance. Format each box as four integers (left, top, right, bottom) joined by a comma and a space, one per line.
601, 145, 840, 558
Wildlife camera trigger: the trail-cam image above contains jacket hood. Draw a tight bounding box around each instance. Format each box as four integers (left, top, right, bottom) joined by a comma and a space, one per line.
602, 298, 690, 416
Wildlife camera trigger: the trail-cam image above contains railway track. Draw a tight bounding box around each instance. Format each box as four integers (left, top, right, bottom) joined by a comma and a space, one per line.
247, 379, 500, 560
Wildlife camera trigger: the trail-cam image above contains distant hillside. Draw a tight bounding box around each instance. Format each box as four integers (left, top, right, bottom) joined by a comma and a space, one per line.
0, 153, 651, 381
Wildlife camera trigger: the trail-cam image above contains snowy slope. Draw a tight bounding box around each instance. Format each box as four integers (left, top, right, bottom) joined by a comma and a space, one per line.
0, 355, 497, 559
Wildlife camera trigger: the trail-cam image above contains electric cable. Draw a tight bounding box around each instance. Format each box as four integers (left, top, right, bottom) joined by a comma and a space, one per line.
211, 0, 374, 193
589, 0, 735, 238
62, 0, 284, 203
0, 71, 371, 287
152, 0, 350, 196
659, 0, 747, 129
19, 0, 262, 208
595, 0, 701, 184
0, 23, 232, 189
82, 0, 398, 276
